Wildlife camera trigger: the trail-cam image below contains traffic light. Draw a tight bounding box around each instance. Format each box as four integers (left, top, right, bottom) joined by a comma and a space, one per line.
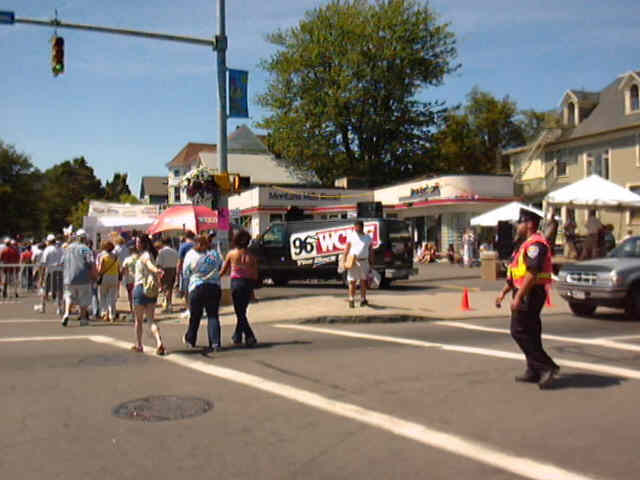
231, 175, 251, 193
51, 35, 64, 76
213, 172, 231, 192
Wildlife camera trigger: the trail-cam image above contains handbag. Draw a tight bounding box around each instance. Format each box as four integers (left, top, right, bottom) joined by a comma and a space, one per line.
343, 253, 355, 270
143, 274, 159, 298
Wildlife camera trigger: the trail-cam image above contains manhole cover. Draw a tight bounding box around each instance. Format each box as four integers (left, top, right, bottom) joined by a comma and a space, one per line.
113, 395, 212, 422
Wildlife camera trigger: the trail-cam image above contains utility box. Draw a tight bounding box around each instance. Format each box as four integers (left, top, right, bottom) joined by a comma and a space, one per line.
480, 250, 499, 281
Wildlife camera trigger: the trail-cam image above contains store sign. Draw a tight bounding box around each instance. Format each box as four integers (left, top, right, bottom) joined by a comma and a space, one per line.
409, 183, 440, 199
88, 201, 159, 217
289, 222, 380, 261
268, 189, 346, 203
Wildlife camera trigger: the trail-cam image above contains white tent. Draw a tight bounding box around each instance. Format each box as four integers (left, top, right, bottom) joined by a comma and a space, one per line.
470, 202, 544, 227
545, 174, 640, 207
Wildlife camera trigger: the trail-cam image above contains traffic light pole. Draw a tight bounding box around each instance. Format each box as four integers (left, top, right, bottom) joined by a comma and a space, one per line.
12, 16, 217, 47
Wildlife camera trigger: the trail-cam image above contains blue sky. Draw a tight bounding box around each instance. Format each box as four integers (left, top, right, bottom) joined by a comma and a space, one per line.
2, 0, 640, 195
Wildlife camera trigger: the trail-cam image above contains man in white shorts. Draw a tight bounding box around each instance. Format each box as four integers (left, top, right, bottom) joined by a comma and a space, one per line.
343, 220, 373, 308
61, 229, 96, 326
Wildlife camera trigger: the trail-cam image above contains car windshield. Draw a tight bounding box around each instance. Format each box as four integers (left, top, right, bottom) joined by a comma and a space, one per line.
607, 237, 640, 258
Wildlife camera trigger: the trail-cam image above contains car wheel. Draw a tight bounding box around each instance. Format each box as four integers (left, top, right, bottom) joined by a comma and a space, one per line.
569, 302, 597, 317
380, 274, 392, 289
271, 275, 289, 287
624, 286, 640, 320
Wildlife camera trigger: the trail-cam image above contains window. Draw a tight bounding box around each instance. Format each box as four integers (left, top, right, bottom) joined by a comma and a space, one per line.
556, 155, 568, 177
173, 169, 181, 178
269, 214, 283, 223
567, 101, 576, 126
262, 223, 285, 247
585, 150, 610, 179
631, 85, 640, 112
174, 188, 181, 203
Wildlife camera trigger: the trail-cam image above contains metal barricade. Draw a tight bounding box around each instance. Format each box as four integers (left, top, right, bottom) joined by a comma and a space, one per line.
0, 263, 41, 300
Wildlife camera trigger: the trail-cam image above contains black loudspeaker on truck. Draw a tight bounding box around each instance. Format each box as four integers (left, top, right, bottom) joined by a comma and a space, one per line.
249, 218, 416, 287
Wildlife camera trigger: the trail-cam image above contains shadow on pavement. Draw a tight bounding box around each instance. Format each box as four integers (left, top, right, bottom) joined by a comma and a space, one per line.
549, 373, 624, 390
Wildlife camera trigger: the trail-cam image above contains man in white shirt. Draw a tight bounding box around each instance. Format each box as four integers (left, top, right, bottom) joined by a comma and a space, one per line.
40, 234, 64, 315
343, 220, 373, 308
155, 238, 179, 312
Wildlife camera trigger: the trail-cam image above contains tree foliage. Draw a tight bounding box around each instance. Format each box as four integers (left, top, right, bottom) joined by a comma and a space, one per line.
432, 87, 527, 173
257, 0, 458, 186
41, 157, 105, 233
0, 141, 44, 237
104, 172, 132, 201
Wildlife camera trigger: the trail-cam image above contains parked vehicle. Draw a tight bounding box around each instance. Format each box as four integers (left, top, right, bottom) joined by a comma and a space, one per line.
556, 236, 640, 319
249, 218, 416, 287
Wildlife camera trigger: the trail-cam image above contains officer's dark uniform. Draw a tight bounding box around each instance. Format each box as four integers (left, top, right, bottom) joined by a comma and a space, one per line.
508, 210, 559, 386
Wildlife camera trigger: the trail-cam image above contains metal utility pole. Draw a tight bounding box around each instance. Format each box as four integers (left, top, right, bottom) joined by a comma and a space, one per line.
216, 0, 228, 176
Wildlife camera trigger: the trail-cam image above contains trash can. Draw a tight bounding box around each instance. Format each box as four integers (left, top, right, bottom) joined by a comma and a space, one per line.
480, 250, 499, 281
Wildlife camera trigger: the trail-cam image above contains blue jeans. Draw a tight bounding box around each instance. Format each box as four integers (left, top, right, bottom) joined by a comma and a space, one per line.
186, 283, 221, 348
231, 278, 256, 343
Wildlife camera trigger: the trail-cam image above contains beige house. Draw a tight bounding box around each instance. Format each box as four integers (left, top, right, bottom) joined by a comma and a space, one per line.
504, 71, 640, 239
166, 125, 307, 205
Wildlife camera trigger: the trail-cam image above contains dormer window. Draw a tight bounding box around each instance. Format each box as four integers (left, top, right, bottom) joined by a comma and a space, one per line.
620, 72, 640, 115
567, 101, 576, 126
631, 84, 640, 112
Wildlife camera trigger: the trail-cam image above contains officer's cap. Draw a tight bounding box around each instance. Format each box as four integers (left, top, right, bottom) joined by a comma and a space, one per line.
518, 208, 542, 224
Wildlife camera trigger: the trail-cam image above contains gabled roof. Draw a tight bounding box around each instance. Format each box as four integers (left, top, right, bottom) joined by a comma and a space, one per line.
167, 143, 216, 168
228, 125, 269, 153
553, 73, 640, 144
198, 151, 307, 185
617, 71, 640, 90
140, 176, 168, 198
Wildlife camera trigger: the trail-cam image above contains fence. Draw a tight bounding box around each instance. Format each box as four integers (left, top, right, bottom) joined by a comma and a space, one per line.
0, 263, 43, 300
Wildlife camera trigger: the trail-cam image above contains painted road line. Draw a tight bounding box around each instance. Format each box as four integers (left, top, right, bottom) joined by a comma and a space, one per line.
0, 335, 91, 342
0, 319, 62, 324
596, 334, 640, 341
88, 334, 595, 480
274, 324, 640, 381
434, 321, 640, 353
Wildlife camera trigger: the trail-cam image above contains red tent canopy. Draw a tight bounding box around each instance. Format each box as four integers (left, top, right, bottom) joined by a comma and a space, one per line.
146, 205, 219, 235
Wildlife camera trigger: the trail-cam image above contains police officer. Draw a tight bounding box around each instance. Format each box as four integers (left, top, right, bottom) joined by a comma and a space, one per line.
496, 208, 559, 389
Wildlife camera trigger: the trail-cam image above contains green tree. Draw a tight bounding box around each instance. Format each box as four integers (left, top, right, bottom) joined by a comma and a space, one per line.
104, 172, 132, 201
41, 157, 104, 233
257, 0, 458, 186
517, 109, 562, 144
433, 87, 525, 173
0, 141, 44, 237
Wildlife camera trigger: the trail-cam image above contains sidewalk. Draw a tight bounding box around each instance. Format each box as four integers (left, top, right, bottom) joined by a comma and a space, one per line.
121, 282, 572, 327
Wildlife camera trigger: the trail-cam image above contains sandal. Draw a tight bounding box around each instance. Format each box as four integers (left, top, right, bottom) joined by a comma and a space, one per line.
155, 345, 166, 356
130, 345, 143, 353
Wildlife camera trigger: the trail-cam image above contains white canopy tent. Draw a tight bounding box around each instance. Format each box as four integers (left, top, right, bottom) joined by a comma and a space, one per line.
470, 202, 544, 227
545, 174, 640, 208
83, 215, 157, 247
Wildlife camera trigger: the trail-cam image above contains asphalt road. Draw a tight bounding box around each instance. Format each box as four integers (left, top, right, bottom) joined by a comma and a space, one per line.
2, 286, 640, 480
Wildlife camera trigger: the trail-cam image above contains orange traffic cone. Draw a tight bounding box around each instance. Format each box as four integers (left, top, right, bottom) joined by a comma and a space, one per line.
546, 291, 553, 308
461, 288, 472, 311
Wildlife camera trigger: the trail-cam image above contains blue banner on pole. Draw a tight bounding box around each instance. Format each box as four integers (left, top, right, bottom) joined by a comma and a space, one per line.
228, 69, 249, 118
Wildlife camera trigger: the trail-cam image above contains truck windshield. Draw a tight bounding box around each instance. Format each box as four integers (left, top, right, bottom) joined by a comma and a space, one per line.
607, 237, 640, 258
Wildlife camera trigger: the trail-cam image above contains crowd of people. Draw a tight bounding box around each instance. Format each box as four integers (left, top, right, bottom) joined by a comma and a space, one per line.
0, 228, 260, 355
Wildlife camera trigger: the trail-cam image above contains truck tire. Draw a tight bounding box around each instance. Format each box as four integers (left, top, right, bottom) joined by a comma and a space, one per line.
271, 274, 289, 287
569, 302, 597, 317
624, 286, 640, 321
380, 274, 392, 289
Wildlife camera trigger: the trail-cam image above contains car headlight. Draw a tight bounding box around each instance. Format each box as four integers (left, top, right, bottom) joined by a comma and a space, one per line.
609, 271, 623, 288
